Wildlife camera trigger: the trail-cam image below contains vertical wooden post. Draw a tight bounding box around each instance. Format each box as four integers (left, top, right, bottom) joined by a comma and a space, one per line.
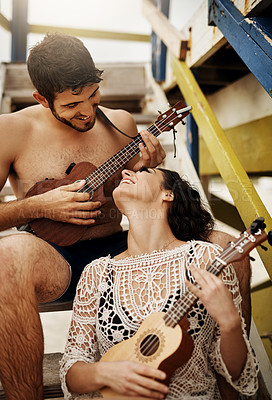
151, 0, 170, 81
11, 0, 28, 62
186, 113, 199, 175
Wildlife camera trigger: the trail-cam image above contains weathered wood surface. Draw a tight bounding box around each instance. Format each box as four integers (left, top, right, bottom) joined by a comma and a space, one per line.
142, 0, 188, 60
143, 0, 266, 70
39, 301, 73, 313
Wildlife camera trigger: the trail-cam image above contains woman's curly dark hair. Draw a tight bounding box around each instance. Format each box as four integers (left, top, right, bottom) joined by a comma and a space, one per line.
158, 168, 214, 242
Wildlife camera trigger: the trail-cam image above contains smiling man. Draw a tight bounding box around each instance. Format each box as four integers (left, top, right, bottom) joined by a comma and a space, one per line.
0, 33, 166, 400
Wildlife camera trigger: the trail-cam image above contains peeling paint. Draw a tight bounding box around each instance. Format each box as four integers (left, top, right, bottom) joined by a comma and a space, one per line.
244, 18, 272, 46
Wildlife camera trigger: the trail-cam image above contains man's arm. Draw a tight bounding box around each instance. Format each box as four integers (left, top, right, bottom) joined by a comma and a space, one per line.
0, 181, 102, 232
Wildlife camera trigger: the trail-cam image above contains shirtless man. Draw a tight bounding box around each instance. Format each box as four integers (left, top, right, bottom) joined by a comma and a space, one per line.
0, 33, 250, 400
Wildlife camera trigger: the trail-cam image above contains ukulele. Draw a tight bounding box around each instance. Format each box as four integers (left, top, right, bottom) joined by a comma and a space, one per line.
99, 217, 271, 398
23, 102, 192, 246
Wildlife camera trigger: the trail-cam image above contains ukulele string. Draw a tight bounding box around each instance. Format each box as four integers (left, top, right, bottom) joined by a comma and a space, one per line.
136, 232, 251, 357
163, 232, 249, 325
77, 108, 182, 194
79, 109, 178, 193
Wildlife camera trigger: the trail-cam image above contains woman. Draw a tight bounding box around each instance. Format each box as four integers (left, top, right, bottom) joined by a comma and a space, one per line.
60, 167, 258, 399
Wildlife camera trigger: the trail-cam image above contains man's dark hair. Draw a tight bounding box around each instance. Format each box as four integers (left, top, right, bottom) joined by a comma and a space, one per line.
159, 168, 214, 242
27, 32, 103, 107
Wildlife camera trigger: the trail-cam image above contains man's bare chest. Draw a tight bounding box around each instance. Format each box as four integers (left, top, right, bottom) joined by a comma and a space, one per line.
12, 133, 124, 196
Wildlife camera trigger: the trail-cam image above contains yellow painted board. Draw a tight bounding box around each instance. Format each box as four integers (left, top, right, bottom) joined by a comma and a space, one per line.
171, 55, 272, 279
199, 116, 272, 175
29, 24, 150, 42
0, 12, 10, 31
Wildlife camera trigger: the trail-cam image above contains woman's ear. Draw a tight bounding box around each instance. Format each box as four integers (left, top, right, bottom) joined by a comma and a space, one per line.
162, 190, 174, 202
32, 91, 50, 108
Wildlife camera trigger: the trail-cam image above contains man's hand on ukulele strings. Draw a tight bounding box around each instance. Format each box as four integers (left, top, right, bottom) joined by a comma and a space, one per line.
33, 179, 102, 224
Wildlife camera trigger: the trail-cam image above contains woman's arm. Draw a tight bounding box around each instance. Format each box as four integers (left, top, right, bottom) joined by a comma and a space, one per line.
67, 359, 168, 398
59, 262, 101, 397
186, 266, 247, 380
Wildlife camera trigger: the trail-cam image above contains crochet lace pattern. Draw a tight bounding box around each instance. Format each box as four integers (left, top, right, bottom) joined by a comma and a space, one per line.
60, 241, 259, 399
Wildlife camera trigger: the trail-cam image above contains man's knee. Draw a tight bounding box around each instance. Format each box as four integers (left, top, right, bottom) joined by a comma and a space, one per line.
0, 234, 33, 283
0, 233, 71, 303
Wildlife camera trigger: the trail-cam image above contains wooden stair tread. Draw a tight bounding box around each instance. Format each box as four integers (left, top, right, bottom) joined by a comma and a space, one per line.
39, 300, 73, 313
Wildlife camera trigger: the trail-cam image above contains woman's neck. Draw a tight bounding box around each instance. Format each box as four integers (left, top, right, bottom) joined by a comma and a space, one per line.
124, 215, 180, 257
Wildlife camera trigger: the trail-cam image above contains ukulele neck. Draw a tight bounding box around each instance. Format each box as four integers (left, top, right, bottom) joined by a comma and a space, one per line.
163, 253, 228, 328
80, 123, 161, 193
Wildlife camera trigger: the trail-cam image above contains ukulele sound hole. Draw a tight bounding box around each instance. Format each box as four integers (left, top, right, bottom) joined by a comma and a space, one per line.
140, 334, 160, 357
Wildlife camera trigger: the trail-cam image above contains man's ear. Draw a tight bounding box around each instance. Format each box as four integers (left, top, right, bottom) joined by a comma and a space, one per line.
162, 190, 174, 202
32, 91, 50, 108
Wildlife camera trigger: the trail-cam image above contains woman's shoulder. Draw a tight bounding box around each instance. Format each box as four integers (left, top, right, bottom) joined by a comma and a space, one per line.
82, 255, 111, 276
186, 240, 223, 269
189, 239, 223, 253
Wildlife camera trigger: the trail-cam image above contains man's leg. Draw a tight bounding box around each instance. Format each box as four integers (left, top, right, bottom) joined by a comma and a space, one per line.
0, 233, 70, 400
209, 230, 252, 400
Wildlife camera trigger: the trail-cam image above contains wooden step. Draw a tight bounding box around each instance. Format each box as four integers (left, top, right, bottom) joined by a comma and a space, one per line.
43, 353, 63, 399
39, 300, 73, 313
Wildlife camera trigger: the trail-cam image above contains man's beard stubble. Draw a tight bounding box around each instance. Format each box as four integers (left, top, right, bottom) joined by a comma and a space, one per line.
51, 107, 96, 132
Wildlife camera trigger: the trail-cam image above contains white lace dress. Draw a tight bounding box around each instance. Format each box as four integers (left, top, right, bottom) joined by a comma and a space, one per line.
60, 241, 259, 399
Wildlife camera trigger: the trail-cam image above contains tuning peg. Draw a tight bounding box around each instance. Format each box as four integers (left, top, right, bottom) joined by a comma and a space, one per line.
260, 244, 268, 251
268, 230, 272, 246
251, 217, 266, 234
249, 256, 255, 262
158, 110, 162, 114
182, 120, 186, 125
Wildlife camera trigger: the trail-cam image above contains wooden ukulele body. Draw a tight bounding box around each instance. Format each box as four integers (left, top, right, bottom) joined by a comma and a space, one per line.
25, 162, 106, 246
99, 311, 193, 398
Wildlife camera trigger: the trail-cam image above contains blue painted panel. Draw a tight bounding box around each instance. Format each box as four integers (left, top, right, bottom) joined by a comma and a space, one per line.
151, 0, 170, 82
186, 113, 199, 175
209, 0, 272, 97
240, 17, 272, 59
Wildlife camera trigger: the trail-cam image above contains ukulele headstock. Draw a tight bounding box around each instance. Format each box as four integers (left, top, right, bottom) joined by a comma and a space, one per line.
155, 102, 192, 131
223, 217, 271, 264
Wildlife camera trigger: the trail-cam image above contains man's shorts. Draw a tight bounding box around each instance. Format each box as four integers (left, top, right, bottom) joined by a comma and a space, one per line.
47, 230, 128, 301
